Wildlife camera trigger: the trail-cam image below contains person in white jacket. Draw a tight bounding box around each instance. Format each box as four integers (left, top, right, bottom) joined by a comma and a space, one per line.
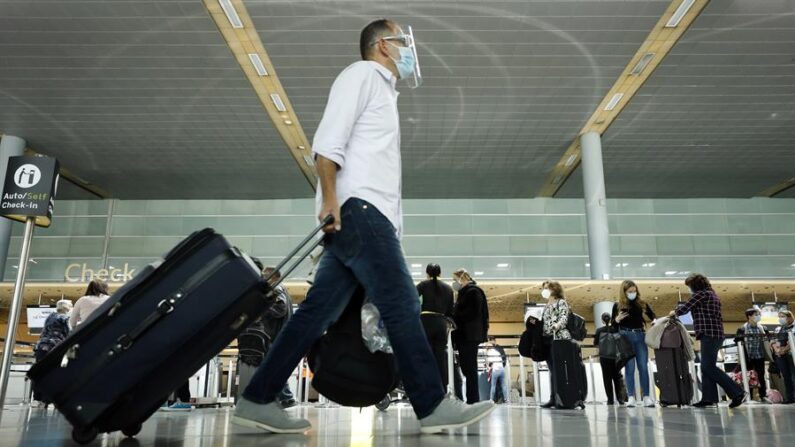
70, 279, 110, 328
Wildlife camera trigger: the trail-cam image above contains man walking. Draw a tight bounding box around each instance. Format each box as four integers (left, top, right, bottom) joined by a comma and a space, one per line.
233, 19, 495, 434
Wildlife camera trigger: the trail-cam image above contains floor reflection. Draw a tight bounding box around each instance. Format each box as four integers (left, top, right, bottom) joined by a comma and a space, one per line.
1, 402, 793, 447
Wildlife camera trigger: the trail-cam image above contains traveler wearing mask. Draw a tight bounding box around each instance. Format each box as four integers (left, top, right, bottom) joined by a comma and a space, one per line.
540, 280, 570, 409
417, 263, 455, 389
611, 280, 656, 408
594, 312, 625, 406
771, 310, 795, 404
235, 18, 494, 434
452, 268, 490, 404
735, 308, 769, 402
670, 274, 746, 408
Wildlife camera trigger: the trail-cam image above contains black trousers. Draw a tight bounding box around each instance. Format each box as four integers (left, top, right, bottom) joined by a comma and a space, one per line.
421, 315, 449, 388
600, 357, 624, 404
747, 357, 767, 399
775, 355, 795, 402
175, 381, 191, 403
457, 341, 481, 404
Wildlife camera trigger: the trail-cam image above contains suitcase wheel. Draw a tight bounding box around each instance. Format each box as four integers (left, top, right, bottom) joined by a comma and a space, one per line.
71, 426, 98, 445
122, 423, 143, 438
375, 395, 391, 412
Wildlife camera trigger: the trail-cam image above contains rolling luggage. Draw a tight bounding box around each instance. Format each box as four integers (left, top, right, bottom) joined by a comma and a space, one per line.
28, 217, 332, 444
654, 347, 693, 407
550, 339, 587, 409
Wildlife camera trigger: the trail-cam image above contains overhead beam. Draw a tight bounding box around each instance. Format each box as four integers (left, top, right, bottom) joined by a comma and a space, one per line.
203, 0, 318, 190
758, 177, 795, 198
538, 0, 711, 197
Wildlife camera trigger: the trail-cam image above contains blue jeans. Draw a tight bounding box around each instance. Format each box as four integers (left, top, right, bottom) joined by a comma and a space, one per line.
620, 330, 650, 398
243, 198, 446, 418
699, 336, 743, 403
490, 368, 508, 403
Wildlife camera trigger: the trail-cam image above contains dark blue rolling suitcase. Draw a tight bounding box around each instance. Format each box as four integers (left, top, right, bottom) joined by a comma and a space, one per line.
28, 218, 330, 444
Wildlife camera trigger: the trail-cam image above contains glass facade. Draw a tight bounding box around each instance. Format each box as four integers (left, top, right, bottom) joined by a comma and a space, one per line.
6, 198, 795, 282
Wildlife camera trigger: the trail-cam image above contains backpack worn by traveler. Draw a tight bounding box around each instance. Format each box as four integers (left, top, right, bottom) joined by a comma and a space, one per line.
566, 312, 587, 341
307, 288, 399, 407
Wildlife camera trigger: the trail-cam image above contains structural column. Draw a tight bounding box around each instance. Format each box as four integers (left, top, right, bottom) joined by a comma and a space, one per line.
580, 131, 611, 280
0, 135, 26, 280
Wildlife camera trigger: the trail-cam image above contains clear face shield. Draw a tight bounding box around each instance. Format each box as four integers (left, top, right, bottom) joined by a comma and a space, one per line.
381, 25, 422, 89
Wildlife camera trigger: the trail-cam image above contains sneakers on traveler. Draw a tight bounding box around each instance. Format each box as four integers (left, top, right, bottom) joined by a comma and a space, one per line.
643, 396, 655, 408
232, 397, 311, 434
419, 397, 496, 434
162, 401, 193, 412
625, 397, 636, 408
692, 401, 717, 408
729, 392, 748, 409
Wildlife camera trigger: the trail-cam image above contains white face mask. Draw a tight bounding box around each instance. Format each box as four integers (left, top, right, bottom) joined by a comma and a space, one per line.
541, 289, 552, 299
627, 292, 637, 301
452, 281, 462, 292
780, 317, 789, 326
752, 315, 761, 324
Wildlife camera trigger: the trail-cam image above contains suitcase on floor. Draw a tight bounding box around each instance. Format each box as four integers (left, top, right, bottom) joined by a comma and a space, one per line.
654, 347, 693, 407
28, 217, 331, 444
550, 339, 587, 409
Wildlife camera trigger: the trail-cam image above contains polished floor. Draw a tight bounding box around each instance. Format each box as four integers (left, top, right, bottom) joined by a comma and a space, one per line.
1, 401, 793, 447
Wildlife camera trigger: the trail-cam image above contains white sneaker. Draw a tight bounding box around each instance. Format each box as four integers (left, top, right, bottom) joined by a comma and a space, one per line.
626, 397, 636, 408
419, 397, 496, 434
232, 398, 311, 434
643, 396, 655, 408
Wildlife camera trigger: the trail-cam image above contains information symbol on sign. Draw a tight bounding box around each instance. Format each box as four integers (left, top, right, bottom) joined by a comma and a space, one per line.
13, 164, 41, 189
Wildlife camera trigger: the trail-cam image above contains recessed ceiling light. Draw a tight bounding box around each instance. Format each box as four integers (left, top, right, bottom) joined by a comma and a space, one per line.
248, 54, 268, 76
474, 271, 484, 276
630, 52, 655, 75
771, 113, 778, 119
270, 93, 287, 112
411, 264, 422, 268
219, 0, 244, 28
564, 154, 578, 167
604, 93, 624, 111
496, 263, 510, 268
664, 271, 677, 276
665, 0, 696, 28
411, 271, 421, 276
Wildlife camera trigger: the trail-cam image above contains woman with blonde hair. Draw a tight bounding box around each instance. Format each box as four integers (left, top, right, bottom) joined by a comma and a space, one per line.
611, 280, 656, 407
70, 279, 110, 328
540, 280, 570, 408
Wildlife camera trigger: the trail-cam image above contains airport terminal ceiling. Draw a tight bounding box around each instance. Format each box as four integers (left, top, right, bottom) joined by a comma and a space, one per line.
0, 0, 793, 201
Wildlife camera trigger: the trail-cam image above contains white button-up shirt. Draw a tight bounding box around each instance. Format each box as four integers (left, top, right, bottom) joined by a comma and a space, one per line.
312, 61, 403, 236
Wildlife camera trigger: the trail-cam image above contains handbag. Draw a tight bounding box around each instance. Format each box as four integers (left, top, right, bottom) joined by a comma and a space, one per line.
599, 332, 635, 369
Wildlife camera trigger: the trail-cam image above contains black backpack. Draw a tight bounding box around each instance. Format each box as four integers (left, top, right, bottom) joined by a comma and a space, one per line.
237, 320, 269, 367
307, 288, 399, 407
566, 312, 587, 341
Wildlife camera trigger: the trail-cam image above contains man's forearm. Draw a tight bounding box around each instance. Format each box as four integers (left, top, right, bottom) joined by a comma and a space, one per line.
316, 155, 339, 204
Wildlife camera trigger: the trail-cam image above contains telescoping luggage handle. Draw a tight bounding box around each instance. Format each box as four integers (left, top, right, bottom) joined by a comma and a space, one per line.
266, 214, 334, 287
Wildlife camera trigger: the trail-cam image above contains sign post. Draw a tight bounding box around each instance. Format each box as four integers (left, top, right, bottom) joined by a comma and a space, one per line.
0, 155, 58, 408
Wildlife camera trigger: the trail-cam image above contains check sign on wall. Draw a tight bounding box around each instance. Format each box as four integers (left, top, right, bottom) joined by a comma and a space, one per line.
0, 156, 59, 227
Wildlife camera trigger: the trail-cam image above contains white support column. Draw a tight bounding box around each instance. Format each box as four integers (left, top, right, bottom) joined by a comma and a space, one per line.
580, 131, 612, 280
0, 135, 26, 279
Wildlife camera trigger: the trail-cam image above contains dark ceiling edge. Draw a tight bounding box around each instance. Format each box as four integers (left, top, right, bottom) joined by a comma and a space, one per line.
23, 148, 110, 199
